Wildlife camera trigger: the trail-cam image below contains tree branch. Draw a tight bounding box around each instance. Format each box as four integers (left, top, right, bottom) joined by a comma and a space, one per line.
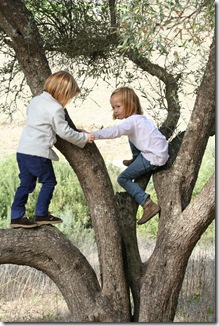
126, 48, 181, 139
0, 0, 51, 95
172, 32, 215, 209
0, 225, 101, 321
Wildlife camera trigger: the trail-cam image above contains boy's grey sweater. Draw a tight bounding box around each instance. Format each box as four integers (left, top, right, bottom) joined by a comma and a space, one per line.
17, 91, 88, 161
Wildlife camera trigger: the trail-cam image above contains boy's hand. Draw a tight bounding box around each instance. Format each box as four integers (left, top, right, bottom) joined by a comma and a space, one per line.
87, 133, 95, 143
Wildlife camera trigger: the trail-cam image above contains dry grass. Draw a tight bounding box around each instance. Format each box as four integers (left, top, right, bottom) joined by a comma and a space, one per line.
0, 265, 71, 322
174, 243, 215, 322
0, 239, 215, 322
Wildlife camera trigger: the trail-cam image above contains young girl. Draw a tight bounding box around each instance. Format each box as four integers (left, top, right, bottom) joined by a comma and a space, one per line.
92, 87, 169, 225
10, 71, 94, 229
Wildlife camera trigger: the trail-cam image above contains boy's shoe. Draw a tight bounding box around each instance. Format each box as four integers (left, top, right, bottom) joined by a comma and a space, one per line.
34, 213, 63, 225
123, 156, 137, 166
137, 198, 160, 225
10, 216, 38, 229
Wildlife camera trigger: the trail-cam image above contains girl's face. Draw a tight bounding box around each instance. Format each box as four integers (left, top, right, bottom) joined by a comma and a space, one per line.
110, 93, 125, 119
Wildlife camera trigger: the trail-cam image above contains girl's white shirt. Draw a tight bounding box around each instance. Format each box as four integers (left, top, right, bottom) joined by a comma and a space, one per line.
17, 91, 88, 161
93, 114, 169, 166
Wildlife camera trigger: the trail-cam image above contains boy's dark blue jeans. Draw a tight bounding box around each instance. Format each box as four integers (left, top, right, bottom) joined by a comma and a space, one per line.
11, 153, 57, 220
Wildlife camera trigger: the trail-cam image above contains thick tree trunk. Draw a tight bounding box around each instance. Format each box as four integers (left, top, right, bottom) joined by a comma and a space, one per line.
139, 173, 215, 322
54, 112, 130, 321
116, 192, 142, 321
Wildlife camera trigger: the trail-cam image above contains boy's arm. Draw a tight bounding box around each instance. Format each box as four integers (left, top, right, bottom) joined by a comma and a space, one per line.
52, 108, 90, 147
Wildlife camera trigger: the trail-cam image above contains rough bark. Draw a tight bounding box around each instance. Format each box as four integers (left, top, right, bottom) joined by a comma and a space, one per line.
116, 192, 142, 321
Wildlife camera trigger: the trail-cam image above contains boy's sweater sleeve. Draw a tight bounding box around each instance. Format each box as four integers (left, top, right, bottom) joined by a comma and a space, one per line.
52, 108, 88, 148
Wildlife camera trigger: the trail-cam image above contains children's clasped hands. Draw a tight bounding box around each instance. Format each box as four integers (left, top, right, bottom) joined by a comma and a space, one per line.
79, 129, 95, 143
87, 133, 95, 143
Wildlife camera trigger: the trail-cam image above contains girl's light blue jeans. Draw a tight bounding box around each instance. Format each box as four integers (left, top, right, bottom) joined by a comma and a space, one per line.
118, 143, 158, 206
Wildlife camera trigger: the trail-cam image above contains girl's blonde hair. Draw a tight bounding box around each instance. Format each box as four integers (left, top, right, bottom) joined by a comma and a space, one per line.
44, 71, 80, 107
111, 87, 143, 119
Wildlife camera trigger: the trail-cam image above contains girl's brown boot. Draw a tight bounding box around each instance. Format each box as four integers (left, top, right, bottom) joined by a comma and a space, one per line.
137, 198, 160, 225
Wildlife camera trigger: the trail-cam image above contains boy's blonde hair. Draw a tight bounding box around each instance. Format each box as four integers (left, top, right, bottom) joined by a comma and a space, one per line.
111, 87, 143, 119
44, 71, 80, 107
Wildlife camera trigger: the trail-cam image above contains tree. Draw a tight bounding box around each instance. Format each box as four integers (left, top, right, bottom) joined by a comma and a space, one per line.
0, 0, 215, 322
